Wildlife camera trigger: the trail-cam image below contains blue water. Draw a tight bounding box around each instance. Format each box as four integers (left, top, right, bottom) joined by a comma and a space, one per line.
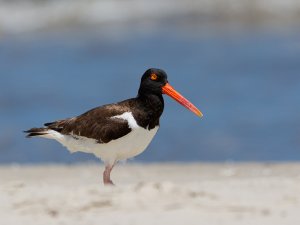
1, 28, 300, 163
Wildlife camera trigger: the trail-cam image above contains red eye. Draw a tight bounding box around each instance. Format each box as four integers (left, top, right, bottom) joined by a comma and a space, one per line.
150, 73, 158, 81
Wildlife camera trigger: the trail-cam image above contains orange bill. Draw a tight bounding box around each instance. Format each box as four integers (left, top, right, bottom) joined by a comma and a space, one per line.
162, 83, 203, 117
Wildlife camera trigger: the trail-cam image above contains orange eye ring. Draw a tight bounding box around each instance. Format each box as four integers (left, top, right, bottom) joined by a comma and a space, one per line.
150, 73, 158, 81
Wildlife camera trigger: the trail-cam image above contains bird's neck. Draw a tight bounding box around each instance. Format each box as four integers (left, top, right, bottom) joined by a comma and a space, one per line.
135, 93, 164, 129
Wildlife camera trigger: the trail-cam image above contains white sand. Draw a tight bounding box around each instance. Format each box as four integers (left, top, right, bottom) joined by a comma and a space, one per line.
1, 163, 300, 225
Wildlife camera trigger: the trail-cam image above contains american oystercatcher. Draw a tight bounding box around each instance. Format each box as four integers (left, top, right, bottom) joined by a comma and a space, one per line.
25, 68, 203, 185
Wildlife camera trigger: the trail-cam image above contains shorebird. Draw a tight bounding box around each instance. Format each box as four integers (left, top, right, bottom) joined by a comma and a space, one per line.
25, 68, 203, 185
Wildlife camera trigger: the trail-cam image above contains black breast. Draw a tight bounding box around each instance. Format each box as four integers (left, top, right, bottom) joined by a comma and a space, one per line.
130, 94, 164, 130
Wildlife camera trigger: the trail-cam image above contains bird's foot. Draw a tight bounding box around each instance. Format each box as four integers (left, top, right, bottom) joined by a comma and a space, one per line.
104, 179, 115, 186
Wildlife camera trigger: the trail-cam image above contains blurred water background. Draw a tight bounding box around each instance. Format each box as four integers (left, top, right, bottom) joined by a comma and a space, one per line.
1, 0, 300, 163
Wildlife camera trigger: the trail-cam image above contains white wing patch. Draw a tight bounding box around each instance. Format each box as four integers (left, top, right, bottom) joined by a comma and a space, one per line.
111, 112, 139, 129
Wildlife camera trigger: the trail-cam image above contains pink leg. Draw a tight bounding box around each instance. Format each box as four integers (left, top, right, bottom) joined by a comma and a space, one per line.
103, 164, 115, 185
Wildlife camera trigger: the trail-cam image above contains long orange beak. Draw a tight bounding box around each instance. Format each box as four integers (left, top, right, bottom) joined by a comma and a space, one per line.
162, 83, 203, 117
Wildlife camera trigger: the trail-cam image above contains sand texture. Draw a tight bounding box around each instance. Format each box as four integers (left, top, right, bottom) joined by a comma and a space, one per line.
1, 163, 300, 225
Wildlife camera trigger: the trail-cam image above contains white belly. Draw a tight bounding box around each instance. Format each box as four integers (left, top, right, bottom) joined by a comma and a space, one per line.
63, 126, 158, 164
41, 112, 159, 165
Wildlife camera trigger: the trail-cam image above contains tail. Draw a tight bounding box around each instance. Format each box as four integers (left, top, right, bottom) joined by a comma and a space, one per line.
25, 120, 65, 138
24, 127, 50, 138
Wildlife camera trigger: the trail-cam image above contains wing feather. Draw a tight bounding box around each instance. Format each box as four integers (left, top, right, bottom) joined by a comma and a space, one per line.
45, 104, 132, 143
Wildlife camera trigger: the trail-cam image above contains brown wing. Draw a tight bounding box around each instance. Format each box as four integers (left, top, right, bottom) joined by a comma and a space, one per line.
45, 103, 132, 143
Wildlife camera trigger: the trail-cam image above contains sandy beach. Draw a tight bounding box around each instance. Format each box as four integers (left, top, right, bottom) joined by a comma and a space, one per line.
1, 163, 300, 225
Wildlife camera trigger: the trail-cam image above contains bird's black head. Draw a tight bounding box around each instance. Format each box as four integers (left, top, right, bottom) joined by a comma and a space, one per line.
138, 68, 168, 96
137, 68, 203, 117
